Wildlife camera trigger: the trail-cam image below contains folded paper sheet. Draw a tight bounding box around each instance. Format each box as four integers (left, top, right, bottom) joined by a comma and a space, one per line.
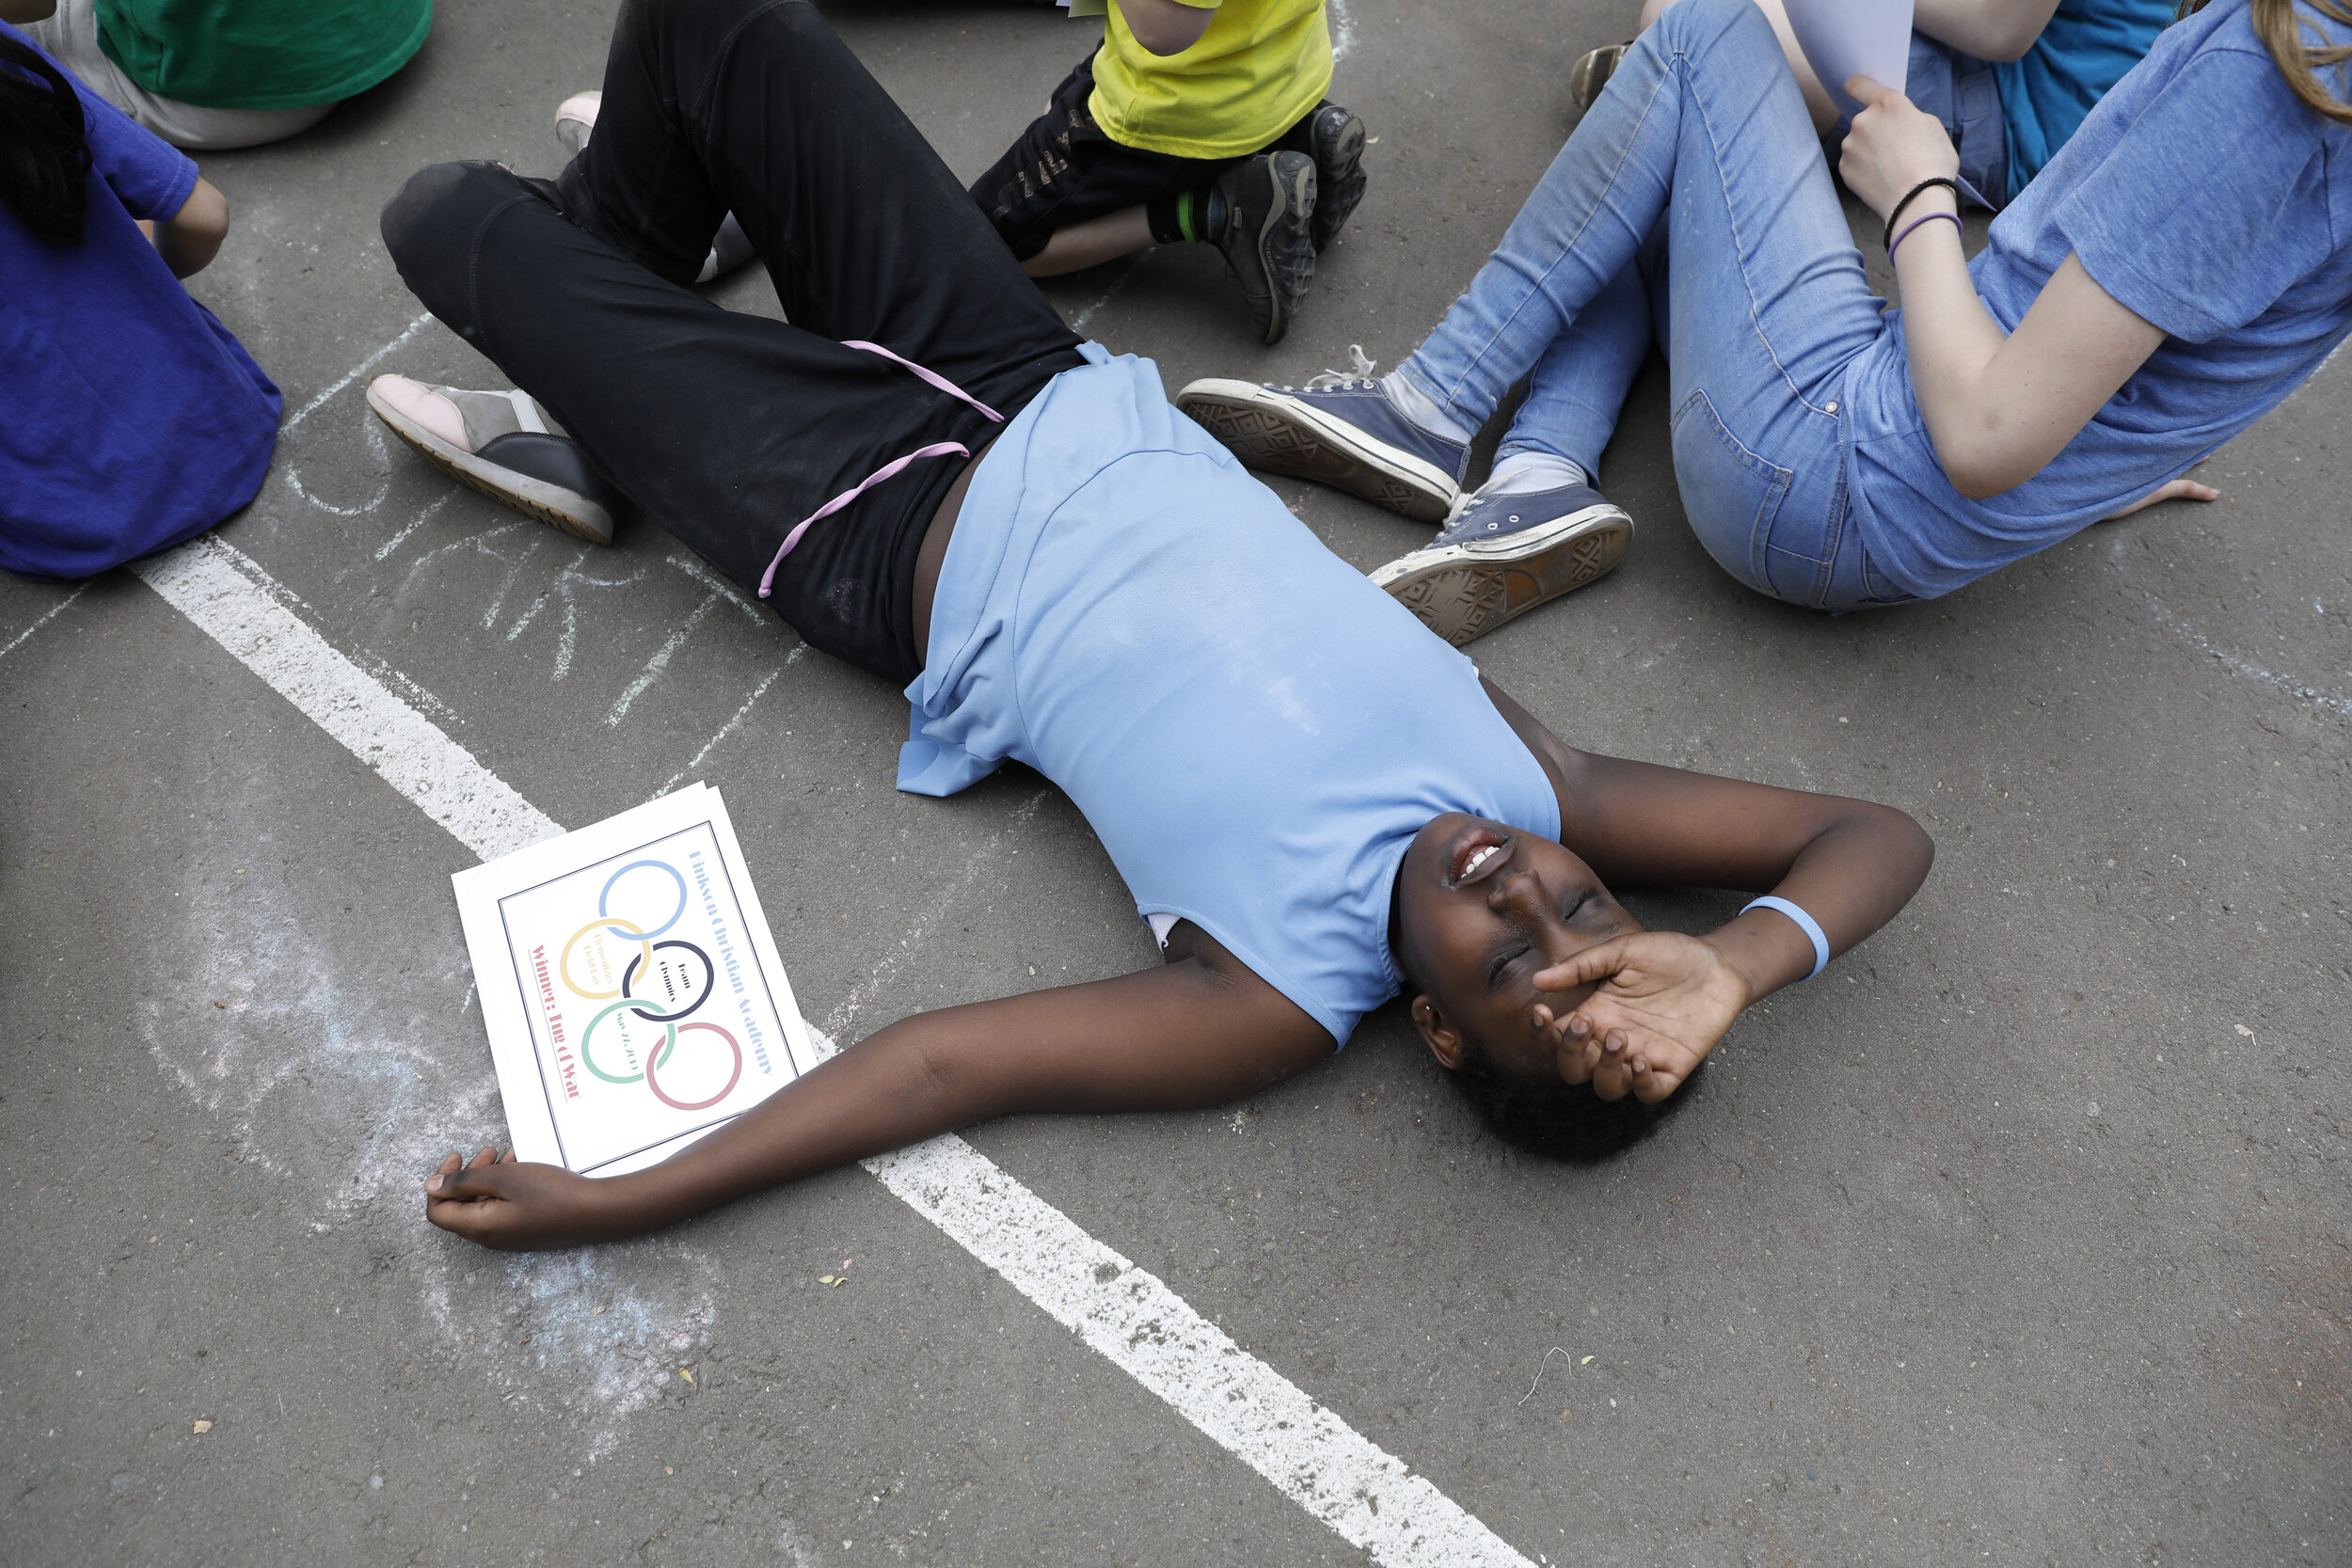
453, 784, 811, 1177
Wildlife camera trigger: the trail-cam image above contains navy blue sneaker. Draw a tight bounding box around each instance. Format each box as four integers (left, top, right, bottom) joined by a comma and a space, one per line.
1370, 482, 1633, 645
1174, 374, 1470, 523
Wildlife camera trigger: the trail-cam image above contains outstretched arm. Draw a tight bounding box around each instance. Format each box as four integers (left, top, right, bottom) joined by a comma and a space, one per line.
425, 927, 1330, 1250
1486, 680, 1933, 1099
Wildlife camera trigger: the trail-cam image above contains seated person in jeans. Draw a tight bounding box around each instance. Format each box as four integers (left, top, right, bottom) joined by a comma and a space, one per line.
11, 0, 428, 150
1574, 1, 2177, 208
0, 22, 278, 579
359, 0, 1932, 1251
1178, 0, 2346, 646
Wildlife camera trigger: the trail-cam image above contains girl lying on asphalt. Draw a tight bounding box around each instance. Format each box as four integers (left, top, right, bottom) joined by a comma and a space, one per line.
368, 0, 1932, 1251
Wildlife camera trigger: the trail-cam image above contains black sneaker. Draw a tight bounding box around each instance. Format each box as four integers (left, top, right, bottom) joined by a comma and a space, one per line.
1306, 103, 1367, 252
1215, 151, 1317, 346
1369, 481, 1633, 645
367, 374, 624, 545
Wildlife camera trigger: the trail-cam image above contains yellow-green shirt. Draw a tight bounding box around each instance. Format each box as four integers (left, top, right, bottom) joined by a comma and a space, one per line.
1088, 0, 1332, 161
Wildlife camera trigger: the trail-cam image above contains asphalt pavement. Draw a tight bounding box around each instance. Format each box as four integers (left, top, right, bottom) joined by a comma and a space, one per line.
2, 1, 2346, 1563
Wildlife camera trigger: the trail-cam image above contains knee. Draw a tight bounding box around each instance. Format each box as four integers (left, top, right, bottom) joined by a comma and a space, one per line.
1652, 0, 1772, 55
379, 160, 515, 273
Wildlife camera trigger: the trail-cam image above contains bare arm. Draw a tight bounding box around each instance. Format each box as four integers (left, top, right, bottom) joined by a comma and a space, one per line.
0, 0, 57, 22
1839, 75, 2169, 499
424, 927, 1330, 1250
1912, 0, 2062, 63
145, 177, 230, 278
1486, 679, 1931, 993
1118, 0, 1216, 55
1486, 680, 1931, 1098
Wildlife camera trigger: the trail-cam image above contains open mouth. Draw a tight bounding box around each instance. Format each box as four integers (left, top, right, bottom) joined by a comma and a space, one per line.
1447, 827, 1510, 886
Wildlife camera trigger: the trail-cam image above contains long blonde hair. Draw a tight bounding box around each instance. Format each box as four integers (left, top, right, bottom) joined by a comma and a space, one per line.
2180, 0, 2352, 124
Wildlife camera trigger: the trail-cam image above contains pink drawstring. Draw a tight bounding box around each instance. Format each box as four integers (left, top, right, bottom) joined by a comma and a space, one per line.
841, 341, 1005, 423
757, 441, 970, 597
757, 342, 1009, 598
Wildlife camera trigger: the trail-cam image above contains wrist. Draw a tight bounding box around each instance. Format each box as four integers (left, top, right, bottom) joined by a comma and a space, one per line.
1880, 175, 1961, 248
1696, 929, 1769, 1010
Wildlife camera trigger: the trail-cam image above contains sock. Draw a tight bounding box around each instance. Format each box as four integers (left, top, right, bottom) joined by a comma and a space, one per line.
1145, 186, 1228, 245
1377, 370, 1477, 445
1483, 450, 1589, 496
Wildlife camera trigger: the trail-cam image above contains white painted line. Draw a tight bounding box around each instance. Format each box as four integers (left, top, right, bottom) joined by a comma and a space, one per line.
864, 1130, 1534, 1568
0, 584, 87, 665
130, 534, 562, 861
282, 309, 437, 433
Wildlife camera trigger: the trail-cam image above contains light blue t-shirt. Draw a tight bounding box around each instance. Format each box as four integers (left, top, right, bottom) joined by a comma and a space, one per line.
1993, 0, 2176, 199
1845, 0, 2352, 598
899, 348, 1561, 1046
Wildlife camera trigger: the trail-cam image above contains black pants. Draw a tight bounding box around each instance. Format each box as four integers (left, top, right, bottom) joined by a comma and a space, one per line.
970, 50, 1322, 261
380, 0, 1087, 683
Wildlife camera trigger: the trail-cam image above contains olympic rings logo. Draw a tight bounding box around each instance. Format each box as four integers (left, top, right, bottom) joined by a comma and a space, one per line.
558, 860, 740, 1112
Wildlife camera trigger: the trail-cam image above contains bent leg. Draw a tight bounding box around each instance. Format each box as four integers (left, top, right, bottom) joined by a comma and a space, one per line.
1395, 0, 1867, 436
380, 159, 1022, 682
562, 0, 1082, 416
1648, 8, 1890, 604
1494, 236, 1662, 476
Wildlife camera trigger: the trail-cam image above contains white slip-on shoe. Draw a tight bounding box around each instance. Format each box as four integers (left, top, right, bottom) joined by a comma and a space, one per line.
366, 374, 622, 545
555, 90, 601, 159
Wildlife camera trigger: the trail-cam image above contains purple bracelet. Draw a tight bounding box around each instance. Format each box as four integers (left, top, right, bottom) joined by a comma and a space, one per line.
1886, 208, 1961, 261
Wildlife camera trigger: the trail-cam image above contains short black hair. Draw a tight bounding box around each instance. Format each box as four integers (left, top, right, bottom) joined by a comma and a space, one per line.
1391, 858, 1695, 1161
1444, 1033, 1702, 1163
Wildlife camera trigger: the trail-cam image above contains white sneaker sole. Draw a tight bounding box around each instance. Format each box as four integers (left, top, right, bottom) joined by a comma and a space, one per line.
1371, 503, 1632, 646
1175, 378, 1460, 524
366, 381, 615, 546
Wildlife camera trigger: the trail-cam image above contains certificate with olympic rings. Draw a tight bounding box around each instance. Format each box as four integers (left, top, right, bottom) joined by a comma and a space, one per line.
453, 784, 814, 1177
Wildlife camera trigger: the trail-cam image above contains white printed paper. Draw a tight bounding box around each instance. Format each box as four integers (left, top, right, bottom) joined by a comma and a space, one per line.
1781, 0, 1913, 121
453, 784, 811, 1177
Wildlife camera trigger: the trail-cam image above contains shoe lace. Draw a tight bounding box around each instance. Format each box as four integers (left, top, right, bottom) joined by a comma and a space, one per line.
1303, 344, 1379, 391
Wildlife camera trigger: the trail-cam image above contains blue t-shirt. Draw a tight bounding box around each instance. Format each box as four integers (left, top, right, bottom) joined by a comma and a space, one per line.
1993, 0, 2176, 198
900, 347, 1562, 1046
1846, 0, 2352, 599
0, 24, 280, 582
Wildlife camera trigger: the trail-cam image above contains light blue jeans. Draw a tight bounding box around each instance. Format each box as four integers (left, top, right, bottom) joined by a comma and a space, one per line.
1394, 0, 1915, 610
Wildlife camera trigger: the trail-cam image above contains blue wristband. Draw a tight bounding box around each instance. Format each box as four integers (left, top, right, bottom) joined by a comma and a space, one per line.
1741, 895, 1830, 979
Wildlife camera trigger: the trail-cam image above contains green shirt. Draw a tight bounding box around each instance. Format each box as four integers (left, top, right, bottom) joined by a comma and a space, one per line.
98, 0, 431, 111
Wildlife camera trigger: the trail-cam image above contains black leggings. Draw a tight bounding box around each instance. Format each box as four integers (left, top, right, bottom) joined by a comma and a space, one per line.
379, 0, 1088, 683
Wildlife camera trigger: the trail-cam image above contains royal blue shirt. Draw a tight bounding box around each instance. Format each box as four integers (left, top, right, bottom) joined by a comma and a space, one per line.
0, 24, 279, 581
900, 347, 1562, 1045
1847, 0, 2352, 598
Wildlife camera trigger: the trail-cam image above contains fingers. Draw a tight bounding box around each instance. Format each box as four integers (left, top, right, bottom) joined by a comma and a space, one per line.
1532, 935, 1632, 994
1845, 74, 1894, 108
2102, 478, 2220, 520
425, 1149, 512, 1199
